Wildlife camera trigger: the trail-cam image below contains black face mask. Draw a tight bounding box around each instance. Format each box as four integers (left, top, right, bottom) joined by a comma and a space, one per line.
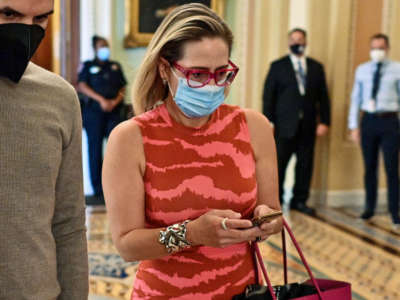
0, 23, 45, 83
290, 44, 306, 55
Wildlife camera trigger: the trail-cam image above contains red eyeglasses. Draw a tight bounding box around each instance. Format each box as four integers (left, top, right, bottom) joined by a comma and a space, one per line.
172, 60, 239, 88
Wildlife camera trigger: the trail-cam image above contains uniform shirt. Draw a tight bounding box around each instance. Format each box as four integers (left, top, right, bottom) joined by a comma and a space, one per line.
78, 59, 127, 99
290, 54, 307, 96
0, 63, 88, 299
348, 59, 400, 129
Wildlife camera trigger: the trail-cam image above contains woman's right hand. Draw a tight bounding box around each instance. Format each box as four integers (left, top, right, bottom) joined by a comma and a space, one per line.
186, 210, 260, 248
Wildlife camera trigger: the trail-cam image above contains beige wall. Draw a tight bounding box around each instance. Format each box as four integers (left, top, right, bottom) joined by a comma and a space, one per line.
225, 0, 289, 110
385, 0, 400, 61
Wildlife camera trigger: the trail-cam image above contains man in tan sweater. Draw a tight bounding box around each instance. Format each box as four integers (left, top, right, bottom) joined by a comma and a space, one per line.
0, 0, 88, 299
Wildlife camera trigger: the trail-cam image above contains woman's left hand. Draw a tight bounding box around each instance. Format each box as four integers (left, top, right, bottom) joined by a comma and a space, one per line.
251, 204, 283, 242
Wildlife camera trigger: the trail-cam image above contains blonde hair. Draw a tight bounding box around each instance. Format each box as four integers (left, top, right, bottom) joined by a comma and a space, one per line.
132, 3, 233, 114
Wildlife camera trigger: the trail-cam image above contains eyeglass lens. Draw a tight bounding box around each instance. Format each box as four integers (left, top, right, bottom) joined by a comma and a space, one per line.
188, 69, 236, 87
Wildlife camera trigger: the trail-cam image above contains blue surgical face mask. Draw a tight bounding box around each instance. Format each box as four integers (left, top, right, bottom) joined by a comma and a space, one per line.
97, 47, 110, 61
170, 70, 226, 118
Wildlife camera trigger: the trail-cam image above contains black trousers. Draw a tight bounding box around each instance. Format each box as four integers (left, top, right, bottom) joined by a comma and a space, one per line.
361, 113, 400, 223
275, 121, 316, 206
82, 100, 122, 195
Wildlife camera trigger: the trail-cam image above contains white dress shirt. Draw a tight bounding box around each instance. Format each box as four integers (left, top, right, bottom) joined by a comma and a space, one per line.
348, 59, 400, 129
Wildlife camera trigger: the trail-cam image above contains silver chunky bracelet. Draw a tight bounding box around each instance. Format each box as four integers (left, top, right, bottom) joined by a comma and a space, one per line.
158, 220, 191, 253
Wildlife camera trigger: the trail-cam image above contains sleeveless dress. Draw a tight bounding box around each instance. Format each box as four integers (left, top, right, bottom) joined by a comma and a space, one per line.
131, 103, 258, 299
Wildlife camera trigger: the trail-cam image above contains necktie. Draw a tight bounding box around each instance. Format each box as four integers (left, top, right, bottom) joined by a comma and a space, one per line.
298, 60, 306, 90
371, 62, 382, 100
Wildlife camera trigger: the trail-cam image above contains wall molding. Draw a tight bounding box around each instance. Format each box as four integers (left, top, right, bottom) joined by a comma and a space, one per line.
322, 189, 387, 207
284, 187, 387, 208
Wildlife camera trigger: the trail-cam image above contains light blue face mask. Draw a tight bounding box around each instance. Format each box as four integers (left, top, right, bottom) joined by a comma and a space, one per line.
170, 70, 226, 119
97, 47, 110, 61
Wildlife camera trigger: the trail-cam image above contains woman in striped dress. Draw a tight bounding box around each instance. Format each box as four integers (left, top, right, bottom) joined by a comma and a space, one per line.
102, 3, 282, 299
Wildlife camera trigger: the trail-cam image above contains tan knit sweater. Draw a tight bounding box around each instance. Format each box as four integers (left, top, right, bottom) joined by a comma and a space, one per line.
0, 63, 88, 299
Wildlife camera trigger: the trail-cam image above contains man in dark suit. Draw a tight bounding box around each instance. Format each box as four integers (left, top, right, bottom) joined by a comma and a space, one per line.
263, 28, 331, 215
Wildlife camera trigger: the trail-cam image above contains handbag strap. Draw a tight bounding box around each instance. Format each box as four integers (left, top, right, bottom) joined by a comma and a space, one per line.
250, 242, 259, 284
254, 243, 277, 300
281, 218, 323, 298
251, 217, 324, 300
282, 230, 288, 285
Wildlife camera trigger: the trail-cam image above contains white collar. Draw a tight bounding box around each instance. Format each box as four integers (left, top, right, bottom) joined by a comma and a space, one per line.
290, 54, 306, 63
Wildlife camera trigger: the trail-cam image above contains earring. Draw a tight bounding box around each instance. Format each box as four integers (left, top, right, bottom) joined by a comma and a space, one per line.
162, 79, 167, 86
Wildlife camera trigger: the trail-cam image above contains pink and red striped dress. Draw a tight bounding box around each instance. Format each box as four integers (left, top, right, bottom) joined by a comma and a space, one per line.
131, 103, 258, 299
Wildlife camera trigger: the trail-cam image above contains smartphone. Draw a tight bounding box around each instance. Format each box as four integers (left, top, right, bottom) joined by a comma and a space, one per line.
251, 210, 282, 227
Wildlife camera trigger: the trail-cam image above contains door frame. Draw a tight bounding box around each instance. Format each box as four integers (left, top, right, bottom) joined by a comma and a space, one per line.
60, 0, 80, 87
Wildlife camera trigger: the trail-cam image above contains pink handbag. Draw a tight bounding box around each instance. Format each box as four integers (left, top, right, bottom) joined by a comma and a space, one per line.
250, 218, 352, 300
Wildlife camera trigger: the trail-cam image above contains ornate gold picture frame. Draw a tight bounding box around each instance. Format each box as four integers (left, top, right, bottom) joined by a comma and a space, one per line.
124, 0, 226, 48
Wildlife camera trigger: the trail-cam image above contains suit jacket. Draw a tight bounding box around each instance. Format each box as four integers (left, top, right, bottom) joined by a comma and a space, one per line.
263, 55, 331, 139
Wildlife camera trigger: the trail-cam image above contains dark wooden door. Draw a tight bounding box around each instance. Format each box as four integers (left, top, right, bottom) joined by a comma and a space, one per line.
31, 17, 53, 71
60, 0, 80, 87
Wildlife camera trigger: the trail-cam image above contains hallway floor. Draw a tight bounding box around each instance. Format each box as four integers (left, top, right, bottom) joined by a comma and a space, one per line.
87, 206, 400, 300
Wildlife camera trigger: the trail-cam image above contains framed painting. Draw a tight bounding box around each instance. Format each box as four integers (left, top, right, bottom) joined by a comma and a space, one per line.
124, 0, 226, 48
